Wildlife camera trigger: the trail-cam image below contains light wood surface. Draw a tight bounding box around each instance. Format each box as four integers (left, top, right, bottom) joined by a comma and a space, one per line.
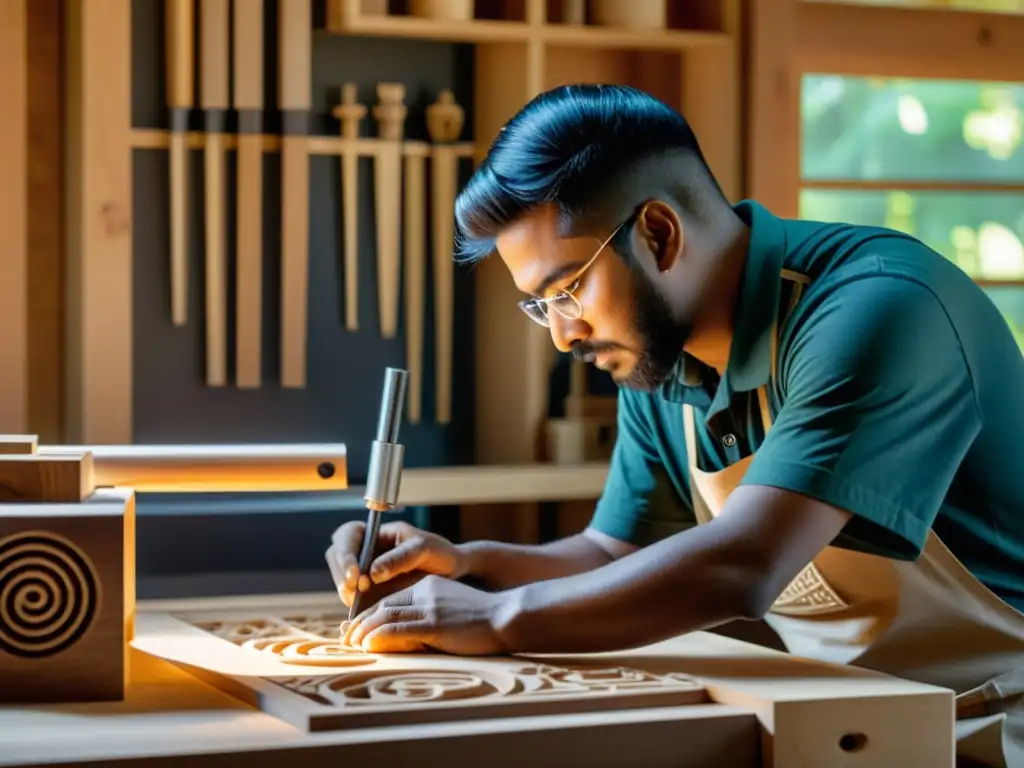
64, 0, 133, 445
0, 647, 756, 767
278, 0, 312, 388
165, 0, 194, 327
200, 0, 230, 388
34, 443, 349, 493
371, 82, 407, 340
0, 0, 28, 434
233, 0, 265, 389
403, 151, 426, 423
0, 591, 953, 766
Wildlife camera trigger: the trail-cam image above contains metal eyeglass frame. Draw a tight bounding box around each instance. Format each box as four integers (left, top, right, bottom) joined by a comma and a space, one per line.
517, 219, 628, 327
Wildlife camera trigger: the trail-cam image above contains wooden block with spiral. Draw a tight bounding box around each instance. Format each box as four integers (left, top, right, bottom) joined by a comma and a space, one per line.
0, 482, 135, 704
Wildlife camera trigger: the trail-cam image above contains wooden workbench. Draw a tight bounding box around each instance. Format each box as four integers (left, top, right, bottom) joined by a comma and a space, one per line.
0, 593, 955, 768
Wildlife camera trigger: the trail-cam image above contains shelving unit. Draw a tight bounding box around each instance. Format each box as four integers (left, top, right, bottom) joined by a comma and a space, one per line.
47, 0, 743, 542
317, 0, 744, 539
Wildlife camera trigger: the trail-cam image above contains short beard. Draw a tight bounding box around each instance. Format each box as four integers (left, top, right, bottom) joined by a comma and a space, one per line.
570, 259, 690, 392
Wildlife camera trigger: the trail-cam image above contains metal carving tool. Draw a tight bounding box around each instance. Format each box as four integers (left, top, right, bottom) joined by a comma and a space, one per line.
348, 367, 409, 621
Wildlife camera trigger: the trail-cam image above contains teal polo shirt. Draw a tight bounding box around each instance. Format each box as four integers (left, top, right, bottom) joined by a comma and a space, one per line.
591, 200, 1024, 612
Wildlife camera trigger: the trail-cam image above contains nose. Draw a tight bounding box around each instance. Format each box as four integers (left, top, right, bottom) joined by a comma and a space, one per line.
548, 312, 589, 354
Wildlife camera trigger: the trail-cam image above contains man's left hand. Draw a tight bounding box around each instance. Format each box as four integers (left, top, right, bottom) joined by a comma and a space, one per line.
341, 575, 510, 656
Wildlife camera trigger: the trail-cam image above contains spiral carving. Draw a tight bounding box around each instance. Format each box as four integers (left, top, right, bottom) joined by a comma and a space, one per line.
0, 530, 100, 658
320, 669, 516, 707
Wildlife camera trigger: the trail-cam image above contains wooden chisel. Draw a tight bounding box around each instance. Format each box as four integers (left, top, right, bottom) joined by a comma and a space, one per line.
199, 0, 230, 387
278, 0, 312, 388
165, 0, 194, 326
233, 0, 265, 388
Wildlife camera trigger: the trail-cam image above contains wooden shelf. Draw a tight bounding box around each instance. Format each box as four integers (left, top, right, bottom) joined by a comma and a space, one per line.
327, 13, 730, 50
542, 24, 728, 51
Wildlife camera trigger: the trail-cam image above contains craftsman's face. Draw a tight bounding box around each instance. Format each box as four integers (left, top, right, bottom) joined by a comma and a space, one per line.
496, 205, 689, 391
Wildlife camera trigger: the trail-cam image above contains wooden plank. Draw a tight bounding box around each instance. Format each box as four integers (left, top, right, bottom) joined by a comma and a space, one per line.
681, 0, 741, 200
233, 0, 265, 389
747, 0, 800, 218
802, 179, 1024, 193
796, 2, 1024, 81
27, 0, 65, 443
467, 34, 549, 545
200, 0, 231, 388
65, 0, 133, 444
278, 0, 312, 389
0, 0, 28, 434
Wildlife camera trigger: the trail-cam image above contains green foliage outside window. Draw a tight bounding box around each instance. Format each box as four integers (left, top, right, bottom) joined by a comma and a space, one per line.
799, 75, 1024, 351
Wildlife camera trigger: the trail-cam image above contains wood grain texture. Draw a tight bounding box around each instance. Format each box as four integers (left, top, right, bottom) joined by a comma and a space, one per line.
278, 0, 312, 388
0, 0, 28, 434
200, 0, 230, 387
0, 453, 95, 503
234, 0, 265, 389
64, 0, 133, 445
0, 488, 135, 705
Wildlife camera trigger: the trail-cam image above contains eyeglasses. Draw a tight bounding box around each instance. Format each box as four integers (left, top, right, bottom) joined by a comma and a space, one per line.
517, 220, 626, 327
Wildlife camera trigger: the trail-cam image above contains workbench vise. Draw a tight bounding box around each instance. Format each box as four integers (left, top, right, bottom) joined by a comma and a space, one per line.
0, 434, 347, 705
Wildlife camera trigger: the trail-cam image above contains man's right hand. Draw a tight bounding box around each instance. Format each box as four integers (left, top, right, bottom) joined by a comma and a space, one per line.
325, 520, 469, 609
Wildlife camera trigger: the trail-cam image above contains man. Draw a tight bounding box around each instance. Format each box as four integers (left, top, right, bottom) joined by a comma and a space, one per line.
327, 85, 1024, 765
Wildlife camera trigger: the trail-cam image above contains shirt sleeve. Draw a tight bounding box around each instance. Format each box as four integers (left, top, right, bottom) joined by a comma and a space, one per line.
589, 390, 697, 547
741, 274, 981, 560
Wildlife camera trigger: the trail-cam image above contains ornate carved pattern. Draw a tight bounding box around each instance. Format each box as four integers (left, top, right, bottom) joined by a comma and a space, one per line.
771, 561, 850, 616
275, 664, 704, 707
192, 613, 375, 667
0, 530, 100, 658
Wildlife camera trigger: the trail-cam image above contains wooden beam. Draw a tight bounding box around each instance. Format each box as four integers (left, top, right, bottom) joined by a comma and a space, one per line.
65, 0, 133, 444
795, 2, 1024, 81
747, 0, 800, 217
682, 0, 742, 200
0, 0, 28, 433
27, 0, 65, 443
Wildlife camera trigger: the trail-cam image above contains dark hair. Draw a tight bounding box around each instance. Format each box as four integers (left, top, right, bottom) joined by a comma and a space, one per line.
454, 84, 712, 264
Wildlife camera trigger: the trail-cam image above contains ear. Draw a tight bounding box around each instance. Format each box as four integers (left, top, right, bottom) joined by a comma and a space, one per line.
634, 200, 684, 273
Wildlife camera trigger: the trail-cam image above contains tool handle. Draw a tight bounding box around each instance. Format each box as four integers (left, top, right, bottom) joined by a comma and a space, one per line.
375, 367, 408, 443
348, 509, 383, 620
35, 444, 347, 492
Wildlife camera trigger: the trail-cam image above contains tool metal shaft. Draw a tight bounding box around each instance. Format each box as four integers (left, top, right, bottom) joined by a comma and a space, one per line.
348, 367, 408, 622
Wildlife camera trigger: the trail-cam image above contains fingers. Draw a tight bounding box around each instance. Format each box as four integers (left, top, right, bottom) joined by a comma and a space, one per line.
329, 521, 365, 595
369, 538, 430, 585
324, 545, 352, 605
344, 603, 428, 649
361, 622, 434, 653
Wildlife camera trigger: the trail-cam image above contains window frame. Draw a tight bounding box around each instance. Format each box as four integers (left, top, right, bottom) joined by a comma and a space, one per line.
749, 0, 1024, 213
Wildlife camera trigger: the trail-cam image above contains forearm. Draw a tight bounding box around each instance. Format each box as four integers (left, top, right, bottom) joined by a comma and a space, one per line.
457, 534, 613, 590
493, 520, 764, 654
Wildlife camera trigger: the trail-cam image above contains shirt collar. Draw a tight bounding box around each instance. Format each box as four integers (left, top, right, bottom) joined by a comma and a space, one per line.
660, 200, 789, 419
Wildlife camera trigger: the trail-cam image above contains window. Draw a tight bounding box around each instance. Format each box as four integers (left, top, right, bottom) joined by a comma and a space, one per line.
798, 74, 1024, 350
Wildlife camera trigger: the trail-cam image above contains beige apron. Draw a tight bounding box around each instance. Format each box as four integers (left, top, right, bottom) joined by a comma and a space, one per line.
682, 271, 1024, 767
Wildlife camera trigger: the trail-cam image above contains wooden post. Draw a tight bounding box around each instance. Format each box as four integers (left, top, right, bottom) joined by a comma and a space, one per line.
64, 0, 133, 444
0, 0, 28, 434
